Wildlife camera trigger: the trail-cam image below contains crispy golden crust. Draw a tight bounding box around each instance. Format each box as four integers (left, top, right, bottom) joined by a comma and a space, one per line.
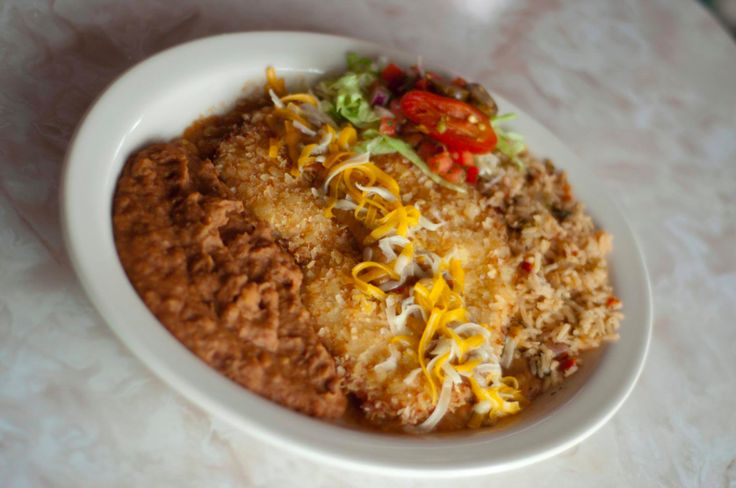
212, 109, 522, 428
212, 112, 439, 426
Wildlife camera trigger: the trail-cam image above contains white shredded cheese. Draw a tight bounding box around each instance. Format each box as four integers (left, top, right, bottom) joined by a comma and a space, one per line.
378, 280, 402, 292
473, 400, 491, 414
443, 362, 463, 385
300, 101, 337, 128
293, 120, 317, 137
416, 377, 453, 432
312, 130, 333, 155
475, 362, 502, 380
322, 154, 371, 192
385, 296, 423, 335
374, 345, 400, 373
403, 368, 422, 385
333, 198, 358, 211
453, 323, 492, 339
419, 215, 444, 231
355, 182, 397, 202
378, 235, 410, 261
268, 89, 284, 108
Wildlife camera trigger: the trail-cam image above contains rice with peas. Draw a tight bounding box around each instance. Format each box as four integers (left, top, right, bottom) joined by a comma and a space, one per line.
175, 55, 623, 430
485, 154, 623, 393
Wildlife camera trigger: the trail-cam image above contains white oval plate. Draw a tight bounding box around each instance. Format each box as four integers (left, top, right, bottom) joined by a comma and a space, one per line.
61, 32, 652, 477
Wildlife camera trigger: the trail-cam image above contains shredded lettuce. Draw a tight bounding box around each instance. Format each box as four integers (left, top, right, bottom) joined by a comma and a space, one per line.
317, 52, 467, 192
346, 52, 376, 74
317, 71, 378, 128
492, 113, 526, 170
356, 130, 467, 193
313, 52, 381, 127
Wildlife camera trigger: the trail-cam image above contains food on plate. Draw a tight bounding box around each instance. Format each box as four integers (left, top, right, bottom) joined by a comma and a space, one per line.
112, 53, 622, 432
113, 140, 346, 418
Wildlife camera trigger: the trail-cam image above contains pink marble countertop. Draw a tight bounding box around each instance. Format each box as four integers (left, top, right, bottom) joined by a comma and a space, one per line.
1, 0, 735, 486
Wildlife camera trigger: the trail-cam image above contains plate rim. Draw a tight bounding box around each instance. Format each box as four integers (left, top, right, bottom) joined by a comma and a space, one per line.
60, 31, 652, 476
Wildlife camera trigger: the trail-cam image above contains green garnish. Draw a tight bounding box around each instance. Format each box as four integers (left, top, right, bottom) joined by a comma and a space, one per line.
437, 116, 447, 134
355, 130, 467, 193
317, 72, 378, 128
316, 54, 379, 128
345, 52, 376, 74
492, 113, 526, 170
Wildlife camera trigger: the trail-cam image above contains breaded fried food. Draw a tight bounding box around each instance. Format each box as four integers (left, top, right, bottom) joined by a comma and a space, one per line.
211, 108, 518, 428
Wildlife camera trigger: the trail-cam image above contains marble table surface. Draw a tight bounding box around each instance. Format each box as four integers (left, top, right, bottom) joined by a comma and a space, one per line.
1, 0, 735, 486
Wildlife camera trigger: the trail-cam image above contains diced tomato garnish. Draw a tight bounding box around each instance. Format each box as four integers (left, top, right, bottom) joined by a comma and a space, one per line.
414, 78, 429, 91
379, 117, 397, 136
428, 151, 453, 174
388, 98, 406, 124
443, 165, 464, 183
559, 355, 577, 372
606, 296, 620, 308
451, 150, 474, 167
465, 165, 479, 184
520, 261, 533, 272
381, 63, 405, 90
417, 140, 440, 161
400, 90, 497, 153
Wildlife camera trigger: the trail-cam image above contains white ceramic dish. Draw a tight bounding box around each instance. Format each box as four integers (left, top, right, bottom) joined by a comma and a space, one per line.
61, 31, 652, 476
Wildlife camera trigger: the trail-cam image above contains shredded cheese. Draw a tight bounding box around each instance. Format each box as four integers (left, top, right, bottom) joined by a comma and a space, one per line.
265, 66, 286, 96
265, 66, 523, 430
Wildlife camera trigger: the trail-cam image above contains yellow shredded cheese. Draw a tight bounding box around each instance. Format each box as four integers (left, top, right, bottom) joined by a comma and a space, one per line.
337, 126, 357, 149
351, 261, 399, 300
268, 137, 281, 159
266, 66, 286, 96
265, 65, 523, 428
273, 107, 311, 128
298, 144, 317, 172
280, 93, 319, 106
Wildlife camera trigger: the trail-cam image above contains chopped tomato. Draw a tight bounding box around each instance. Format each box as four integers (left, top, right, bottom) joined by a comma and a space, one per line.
559, 355, 577, 372
379, 117, 397, 136
414, 78, 429, 91
451, 150, 474, 167
381, 63, 405, 89
443, 165, 464, 183
417, 140, 440, 161
400, 90, 497, 153
465, 165, 479, 184
428, 151, 453, 174
388, 98, 407, 126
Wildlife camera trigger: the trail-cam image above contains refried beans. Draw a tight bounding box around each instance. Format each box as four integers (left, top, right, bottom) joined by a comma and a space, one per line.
112, 139, 346, 418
